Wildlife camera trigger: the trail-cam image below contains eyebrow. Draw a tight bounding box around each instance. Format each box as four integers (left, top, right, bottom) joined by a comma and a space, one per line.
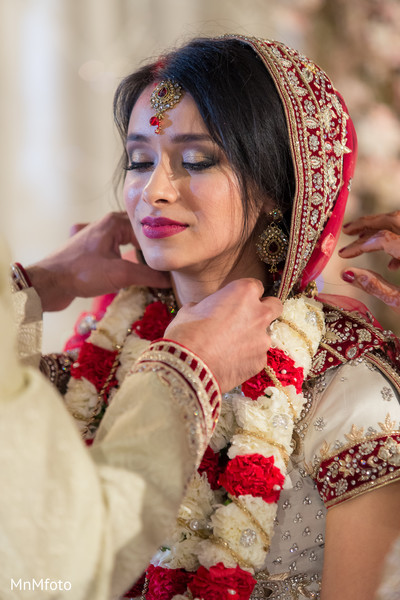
126, 133, 213, 144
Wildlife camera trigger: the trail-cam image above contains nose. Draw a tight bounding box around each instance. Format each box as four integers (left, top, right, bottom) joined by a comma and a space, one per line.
142, 162, 179, 206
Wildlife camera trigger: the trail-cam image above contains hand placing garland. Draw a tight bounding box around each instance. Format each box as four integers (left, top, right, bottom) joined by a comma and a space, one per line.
144, 294, 324, 600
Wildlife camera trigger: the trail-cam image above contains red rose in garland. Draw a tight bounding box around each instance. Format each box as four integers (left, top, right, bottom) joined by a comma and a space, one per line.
70, 341, 118, 397
132, 301, 174, 341
198, 445, 224, 490
145, 565, 191, 600
188, 563, 256, 600
242, 347, 304, 399
218, 453, 284, 503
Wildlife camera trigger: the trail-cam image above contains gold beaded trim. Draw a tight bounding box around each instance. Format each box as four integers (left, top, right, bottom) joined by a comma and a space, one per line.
230, 496, 271, 552
72, 326, 132, 434
304, 301, 325, 334
263, 364, 296, 418
277, 317, 314, 357
176, 517, 211, 539
235, 427, 290, 466
209, 535, 253, 570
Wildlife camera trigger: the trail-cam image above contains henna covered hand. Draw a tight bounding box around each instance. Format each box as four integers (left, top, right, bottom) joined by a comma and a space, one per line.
339, 210, 400, 313
341, 268, 400, 314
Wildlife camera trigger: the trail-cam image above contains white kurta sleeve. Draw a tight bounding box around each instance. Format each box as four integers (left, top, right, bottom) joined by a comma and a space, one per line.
0, 242, 221, 600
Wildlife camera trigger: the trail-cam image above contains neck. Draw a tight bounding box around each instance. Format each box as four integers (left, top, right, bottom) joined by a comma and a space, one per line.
171, 243, 270, 307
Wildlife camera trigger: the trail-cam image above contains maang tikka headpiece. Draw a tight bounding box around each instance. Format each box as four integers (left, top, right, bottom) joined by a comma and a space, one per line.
149, 80, 184, 134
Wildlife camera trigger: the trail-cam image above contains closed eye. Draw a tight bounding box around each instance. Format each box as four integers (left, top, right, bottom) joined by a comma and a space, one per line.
182, 158, 218, 172
124, 161, 154, 171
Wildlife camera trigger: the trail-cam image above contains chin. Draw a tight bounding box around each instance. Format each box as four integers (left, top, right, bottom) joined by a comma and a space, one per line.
142, 251, 183, 273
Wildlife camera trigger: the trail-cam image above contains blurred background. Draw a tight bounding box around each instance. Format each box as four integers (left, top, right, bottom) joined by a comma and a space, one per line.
1, 0, 399, 350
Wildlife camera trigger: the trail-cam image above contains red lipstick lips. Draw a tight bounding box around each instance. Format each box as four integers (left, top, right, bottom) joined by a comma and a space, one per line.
141, 216, 188, 239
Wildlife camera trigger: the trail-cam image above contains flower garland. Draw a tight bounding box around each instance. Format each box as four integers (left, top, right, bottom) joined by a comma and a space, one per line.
145, 295, 324, 600
64, 287, 174, 441
62, 286, 324, 599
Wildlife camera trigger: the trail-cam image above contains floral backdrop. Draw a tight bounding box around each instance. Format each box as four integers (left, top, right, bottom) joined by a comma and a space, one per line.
1, 0, 399, 348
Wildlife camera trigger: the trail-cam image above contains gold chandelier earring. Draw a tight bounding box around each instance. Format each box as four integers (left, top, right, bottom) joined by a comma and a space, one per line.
256, 208, 289, 273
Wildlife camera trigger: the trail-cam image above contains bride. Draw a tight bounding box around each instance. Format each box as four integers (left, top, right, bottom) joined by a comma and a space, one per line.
36, 35, 400, 599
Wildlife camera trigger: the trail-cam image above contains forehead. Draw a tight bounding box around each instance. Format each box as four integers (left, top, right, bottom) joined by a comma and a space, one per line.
128, 84, 209, 136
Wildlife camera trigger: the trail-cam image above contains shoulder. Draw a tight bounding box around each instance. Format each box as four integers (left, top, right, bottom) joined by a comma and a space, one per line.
309, 299, 400, 394
303, 359, 400, 507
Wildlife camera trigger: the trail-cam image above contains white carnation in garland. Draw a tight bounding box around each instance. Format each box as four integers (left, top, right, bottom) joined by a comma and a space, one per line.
239, 495, 276, 534
151, 546, 173, 567
197, 538, 236, 570
209, 501, 266, 570
269, 297, 324, 372
64, 377, 98, 434
163, 536, 201, 571
155, 473, 216, 571
232, 392, 295, 446
209, 391, 239, 452
90, 286, 148, 350
178, 472, 215, 521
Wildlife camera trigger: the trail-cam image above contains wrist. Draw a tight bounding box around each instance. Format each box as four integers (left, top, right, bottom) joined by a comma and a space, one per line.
132, 339, 221, 459
24, 264, 74, 312
157, 337, 217, 378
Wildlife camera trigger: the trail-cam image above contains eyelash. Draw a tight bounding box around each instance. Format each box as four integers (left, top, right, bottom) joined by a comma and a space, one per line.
183, 159, 217, 171
124, 162, 153, 172
124, 159, 218, 172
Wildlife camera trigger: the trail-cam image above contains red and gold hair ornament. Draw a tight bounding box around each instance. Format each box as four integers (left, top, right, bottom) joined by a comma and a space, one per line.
149, 80, 184, 134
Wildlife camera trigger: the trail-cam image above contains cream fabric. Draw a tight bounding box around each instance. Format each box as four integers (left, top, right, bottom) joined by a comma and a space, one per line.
304, 360, 400, 473
255, 360, 400, 597
0, 241, 205, 599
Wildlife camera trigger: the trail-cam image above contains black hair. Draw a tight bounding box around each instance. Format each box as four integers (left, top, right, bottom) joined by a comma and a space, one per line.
113, 37, 295, 237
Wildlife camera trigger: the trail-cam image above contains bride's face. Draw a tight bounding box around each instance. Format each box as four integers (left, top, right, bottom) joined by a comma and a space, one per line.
123, 85, 260, 277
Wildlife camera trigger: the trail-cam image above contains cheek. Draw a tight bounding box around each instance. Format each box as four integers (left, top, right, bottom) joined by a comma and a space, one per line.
123, 180, 141, 214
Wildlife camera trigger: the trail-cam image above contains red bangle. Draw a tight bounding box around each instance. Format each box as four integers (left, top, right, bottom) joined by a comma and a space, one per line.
10, 262, 32, 291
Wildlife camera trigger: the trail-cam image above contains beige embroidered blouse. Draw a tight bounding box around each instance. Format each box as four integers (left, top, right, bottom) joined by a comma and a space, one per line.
251, 359, 400, 598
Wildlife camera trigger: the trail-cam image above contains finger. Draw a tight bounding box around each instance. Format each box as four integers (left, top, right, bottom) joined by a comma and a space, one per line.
362, 230, 400, 260
343, 210, 400, 236
69, 223, 88, 236
260, 296, 283, 320
122, 249, 139, 263
341, 267, 400, 314
338, 231, 375, 258
339, 230, 400, 260
101, 212, 140, 249
388, 257, 400, 271
237, 277, 266, 298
